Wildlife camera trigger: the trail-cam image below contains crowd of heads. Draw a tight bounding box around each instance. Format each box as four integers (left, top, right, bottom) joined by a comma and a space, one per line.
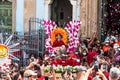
0, 31, 120, 80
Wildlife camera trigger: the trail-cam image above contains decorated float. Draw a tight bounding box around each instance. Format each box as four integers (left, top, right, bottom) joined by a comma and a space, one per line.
43, 20, 81, 74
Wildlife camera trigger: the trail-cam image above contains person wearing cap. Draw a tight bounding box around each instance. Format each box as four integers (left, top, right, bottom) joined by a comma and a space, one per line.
109, 67, 120, 80
75, 66, 88, 80
24, 70, 37, 80
75, 66, 107, 80
103, 41, 110, 52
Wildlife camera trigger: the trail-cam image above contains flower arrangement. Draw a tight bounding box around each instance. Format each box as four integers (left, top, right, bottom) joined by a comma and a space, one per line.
54, 65, 64, 73
44, 65, 80, 73
44, 65, 51, 73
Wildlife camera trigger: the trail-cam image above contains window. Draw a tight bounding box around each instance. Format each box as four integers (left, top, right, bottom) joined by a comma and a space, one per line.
4, 9, 8, 16
0, 1, 12, 31
60, 12, 64, 20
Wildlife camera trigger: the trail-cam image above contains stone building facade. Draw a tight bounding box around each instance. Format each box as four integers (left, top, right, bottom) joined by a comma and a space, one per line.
7, 0, 98, 37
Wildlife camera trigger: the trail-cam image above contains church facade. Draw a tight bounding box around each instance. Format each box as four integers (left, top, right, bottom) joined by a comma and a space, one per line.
1, 0, 99, 37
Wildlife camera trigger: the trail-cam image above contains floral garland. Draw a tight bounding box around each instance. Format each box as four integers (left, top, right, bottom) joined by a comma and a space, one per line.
43, 20, 57, 53
65, 20, 81, 52
51, 28, 68, 45
44, 65, 80, 73
43, 20, 57, 38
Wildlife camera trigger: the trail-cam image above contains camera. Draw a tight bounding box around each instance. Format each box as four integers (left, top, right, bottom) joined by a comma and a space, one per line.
94, 64, 99, 72
50, 66, 53, 72
102, 63, 107, 69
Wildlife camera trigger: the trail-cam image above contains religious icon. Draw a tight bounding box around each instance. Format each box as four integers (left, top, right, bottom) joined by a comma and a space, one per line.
0, 33, 19, 71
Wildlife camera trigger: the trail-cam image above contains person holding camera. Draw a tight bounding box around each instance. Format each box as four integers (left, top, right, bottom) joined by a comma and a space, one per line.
99, 62, 109, 80
87, 64, 108, 80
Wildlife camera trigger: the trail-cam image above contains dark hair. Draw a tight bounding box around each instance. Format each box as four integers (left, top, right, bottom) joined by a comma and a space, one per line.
37, 71, 42, 78
67, 69, 71, 76
13, 73, 19, 80
20, 69, 25, 78
34, 64, 41, 71
61, 70, 67, 77
55, 33, 62, 38
61, 69, 71, 78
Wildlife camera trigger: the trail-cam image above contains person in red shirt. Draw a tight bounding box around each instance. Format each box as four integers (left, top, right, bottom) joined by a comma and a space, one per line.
87, 47, 97, 64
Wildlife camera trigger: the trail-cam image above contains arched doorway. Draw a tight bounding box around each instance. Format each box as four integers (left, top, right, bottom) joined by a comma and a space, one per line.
51, 0, 72, 27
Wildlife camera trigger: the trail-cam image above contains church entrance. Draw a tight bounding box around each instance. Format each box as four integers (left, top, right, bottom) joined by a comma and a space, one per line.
51, 0, 72, 27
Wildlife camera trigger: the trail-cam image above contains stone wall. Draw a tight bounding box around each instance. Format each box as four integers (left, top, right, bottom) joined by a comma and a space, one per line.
24, 0, 36, 32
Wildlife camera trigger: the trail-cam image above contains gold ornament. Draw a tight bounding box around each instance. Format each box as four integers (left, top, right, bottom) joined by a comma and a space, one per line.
0, 44, 8, 58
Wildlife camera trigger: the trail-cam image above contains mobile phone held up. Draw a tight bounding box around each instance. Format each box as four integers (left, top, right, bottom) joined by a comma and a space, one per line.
94, 64, 99, 72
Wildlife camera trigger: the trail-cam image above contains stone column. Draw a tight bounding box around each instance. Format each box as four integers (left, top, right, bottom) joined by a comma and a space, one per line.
80, 0, 98, 38
24, 0, 36, 32
70, 0, 77, 21
79, 0, 87, 38
76, 0, 81, 20
89, 0, 98, 36
12, 0, 16, 32
44, 0, 52, 20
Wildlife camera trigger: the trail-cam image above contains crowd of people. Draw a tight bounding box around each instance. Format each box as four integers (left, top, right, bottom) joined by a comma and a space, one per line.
0, 31, 120, 80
